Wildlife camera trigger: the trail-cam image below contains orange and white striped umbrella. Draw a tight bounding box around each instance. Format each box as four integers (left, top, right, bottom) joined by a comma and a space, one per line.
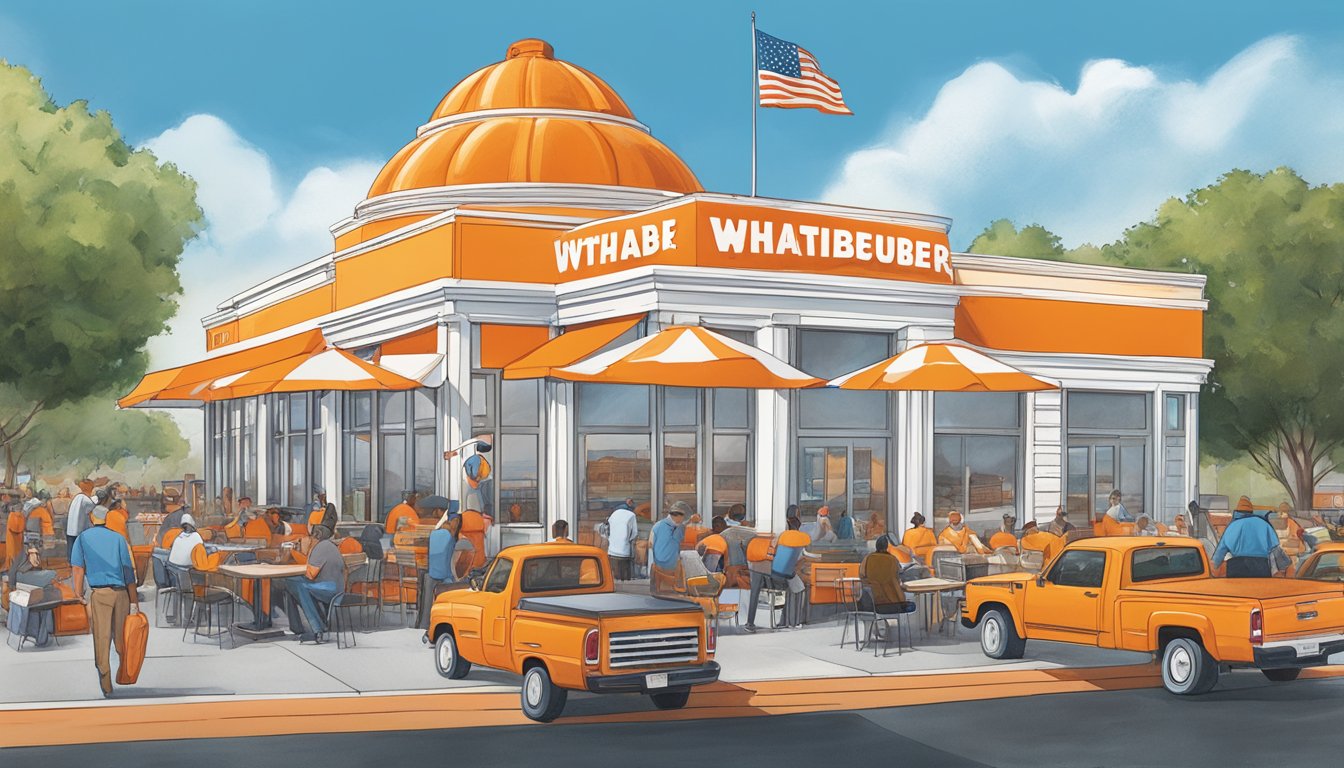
553, 326, 823, 389
209, 348, 423, 399
827, 342, 1058, 392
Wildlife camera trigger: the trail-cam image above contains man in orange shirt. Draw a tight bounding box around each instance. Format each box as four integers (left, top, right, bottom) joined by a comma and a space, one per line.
938, 511, 989, 554
385, 491, 421, 534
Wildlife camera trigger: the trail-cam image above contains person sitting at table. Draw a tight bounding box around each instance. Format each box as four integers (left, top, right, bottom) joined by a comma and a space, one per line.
1018, 521, 1063, 564
417, 500, 463, 630
224, 496, 256, 540
278, 525, 343, 642
901, 513, 938, 565
858, 535, 917, 630
550, 520, 572, 543
938, 511, 989, 554
801, 507, 838, 545
167, 514, 221, 571
988, 514, 1019, 552
156, 503, 189, 547
243, 508, 277, 541
385, 491, 421, 535
697, 519, 728, 573
264, 507, 293, 540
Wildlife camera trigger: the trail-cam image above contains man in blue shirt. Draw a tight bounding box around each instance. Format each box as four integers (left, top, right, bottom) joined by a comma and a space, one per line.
1212, 496, 1282, 578
648, 506, 687, 595
70, 505, 140, 697
416, 498, 462, 629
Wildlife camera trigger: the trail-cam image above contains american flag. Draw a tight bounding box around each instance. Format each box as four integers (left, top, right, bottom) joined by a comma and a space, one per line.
755, 29, 852, 115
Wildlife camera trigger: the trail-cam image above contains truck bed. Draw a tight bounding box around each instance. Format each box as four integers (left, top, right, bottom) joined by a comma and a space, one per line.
1126, 578, 1340, 600
516, 593, 703, 619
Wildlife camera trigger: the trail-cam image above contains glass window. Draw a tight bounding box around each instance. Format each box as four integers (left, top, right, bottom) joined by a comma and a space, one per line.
484, 557, 514, 593
381, 434, 406, 512
1299, 552, 1344, 582
932, 435, 1018, 535
712, 434, 749, 519
935, 393, 1020, 430
796, 438, 888, 542
414, 388, 436, 425
520, 556, 603, 592
1048, 550, 1107, 588
471, 375, 494, 432
380, 391, 407, 429
499, 433, 541, 524
1131, 547, 1204, 582
351, 392, 372, 430
1067, 392, 1147, 431
581, 434, 652, 544
287, 436, 307, 506
1164, 394, 1185, 433
798, 330, 889, 429
578, 384, 650, 427
663, 387, 699, 427
414, 431, 437, 498
344, 390, 373, 521
662, 433, 697, 514
311, 429, 325, 497
502, 378, 540, 428
713, 388, 750, 429
289, 393, 308, 431
1066, 446, 1090, 519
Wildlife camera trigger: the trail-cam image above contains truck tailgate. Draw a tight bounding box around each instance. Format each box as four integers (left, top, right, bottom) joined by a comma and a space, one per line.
1262, 590, 1344, 641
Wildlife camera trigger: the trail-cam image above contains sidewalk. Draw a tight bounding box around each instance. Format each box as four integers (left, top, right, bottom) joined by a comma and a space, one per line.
1, 583, 1153, 708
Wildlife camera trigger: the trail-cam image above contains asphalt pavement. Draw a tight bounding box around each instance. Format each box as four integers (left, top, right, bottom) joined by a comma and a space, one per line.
6, 670, 1338, 767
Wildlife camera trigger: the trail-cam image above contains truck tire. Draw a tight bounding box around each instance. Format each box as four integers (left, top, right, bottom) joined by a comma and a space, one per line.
521, 664, 567, 722
649, 689, 691, 710
1262, 668, 1301, 682
434, 631, 471, 680
1162, 636, 1218, 695
979, 607, 1025, 660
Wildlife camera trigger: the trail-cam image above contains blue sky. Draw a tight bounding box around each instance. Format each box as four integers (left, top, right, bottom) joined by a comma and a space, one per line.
5, 0, 1344, 370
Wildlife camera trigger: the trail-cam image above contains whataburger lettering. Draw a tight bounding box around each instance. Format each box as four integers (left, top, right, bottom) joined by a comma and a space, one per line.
552, 201, 953, 283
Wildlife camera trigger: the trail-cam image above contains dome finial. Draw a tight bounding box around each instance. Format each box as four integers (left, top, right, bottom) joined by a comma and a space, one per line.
507, 39, 554, 60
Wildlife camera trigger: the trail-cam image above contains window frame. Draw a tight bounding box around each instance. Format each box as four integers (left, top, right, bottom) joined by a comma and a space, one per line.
1047, 549, 1108, 588
1129, 546, 1205, 583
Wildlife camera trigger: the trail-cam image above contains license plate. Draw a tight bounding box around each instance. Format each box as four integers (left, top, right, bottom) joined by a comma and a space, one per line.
646, 673, 669, 689
1292, 640, 1320, 657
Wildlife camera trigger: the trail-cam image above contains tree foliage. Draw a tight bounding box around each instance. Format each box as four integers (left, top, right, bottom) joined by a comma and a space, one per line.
972, 168, 1344, 509
0, 61, 202, 453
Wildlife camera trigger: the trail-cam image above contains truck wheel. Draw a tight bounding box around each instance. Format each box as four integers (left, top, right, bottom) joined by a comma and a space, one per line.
979, 608, 1025, 660
1262, 668, 1301, 682
434, 632, 471, 680
649, 689, 691, 710
1162, 636, 1218, 695
521, 665, 567, 723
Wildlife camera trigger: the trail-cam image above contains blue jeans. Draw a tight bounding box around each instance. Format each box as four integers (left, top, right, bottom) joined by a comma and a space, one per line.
281, 578, 340, 634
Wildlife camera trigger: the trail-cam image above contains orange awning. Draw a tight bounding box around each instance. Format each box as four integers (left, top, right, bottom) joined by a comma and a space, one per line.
209, 347, 423, 399
370, 325, 445, 385
503, 315, 642, 380
118, 329, 325, 408
551, 325, 823, 389
827, 342, 1058, 392
955, 296, 1203, 358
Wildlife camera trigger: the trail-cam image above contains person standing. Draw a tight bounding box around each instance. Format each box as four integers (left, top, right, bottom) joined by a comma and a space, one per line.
70, 505, 139, 697
605, 500, 638, 581
648, 506, 687, 595
66, 479, 97, 554
1211, 496, 1283, 578
416, 501, 462, 630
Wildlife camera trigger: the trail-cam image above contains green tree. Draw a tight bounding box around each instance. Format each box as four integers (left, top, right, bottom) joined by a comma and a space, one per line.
1, 388, 189, 482
1102, 168, 1344, 510
0, 61, 202, 468
969, 219, 1065, 259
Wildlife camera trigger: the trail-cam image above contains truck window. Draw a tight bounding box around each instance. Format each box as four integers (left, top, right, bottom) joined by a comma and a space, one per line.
484, 557, 514, 593
520, 556, 604, 593
1300, 552, 1344, 582
1131, 546, 1204, 582
1047, 550, 1106, 588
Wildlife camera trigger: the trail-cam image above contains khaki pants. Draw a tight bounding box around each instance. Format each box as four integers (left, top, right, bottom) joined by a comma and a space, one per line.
90, 587, 129, 695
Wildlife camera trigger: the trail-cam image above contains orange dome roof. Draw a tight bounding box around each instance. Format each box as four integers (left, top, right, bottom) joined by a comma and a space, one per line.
432, 38, 634, 120
368, 39, 701, 198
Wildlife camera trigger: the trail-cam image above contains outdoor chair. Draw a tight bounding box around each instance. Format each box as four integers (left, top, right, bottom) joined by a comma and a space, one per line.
837, 577, 873, 650
344, 555, 384, 630
180, 567, 237, 649
858, 586, 915, 657
151, 554, 184, 628
810, 565, 851, 623
321, 555, 371, 649
390, 550, 420, 627
757, 573, 790, 629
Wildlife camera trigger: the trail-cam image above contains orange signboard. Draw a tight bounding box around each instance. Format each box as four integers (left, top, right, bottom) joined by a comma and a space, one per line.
551, 197, 954, 285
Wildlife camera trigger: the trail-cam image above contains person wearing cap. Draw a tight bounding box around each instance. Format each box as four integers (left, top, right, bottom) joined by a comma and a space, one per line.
308, 486, 338, 532
1211, 496, 1284, 578
166, 513, 220, 571
988, 514, 1019, 551
938, 511, 989, 554
66, 479, 98, 553
416, 497, 462, 630
1019, 520, 1063, 564
70, 504, 139, 697
278, 524, 343, 641
550, 520, 572, 544
801, 507, 838, 545
648, 505, 688, 595
157, 501, 189, 548
23, 496, 55, 538
901, 513, 938, 565
385, 491, 421, 535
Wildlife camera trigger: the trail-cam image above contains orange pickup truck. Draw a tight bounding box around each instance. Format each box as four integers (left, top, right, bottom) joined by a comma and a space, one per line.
962, 537, 1344, 695
425, 543, 719, 722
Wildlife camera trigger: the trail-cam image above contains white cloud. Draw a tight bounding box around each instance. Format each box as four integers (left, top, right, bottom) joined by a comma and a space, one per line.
823, 35, 1344, 249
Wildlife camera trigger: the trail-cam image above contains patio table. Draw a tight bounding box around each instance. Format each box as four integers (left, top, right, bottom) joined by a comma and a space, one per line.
217, 563, 306, 641
902, 577, 966, 636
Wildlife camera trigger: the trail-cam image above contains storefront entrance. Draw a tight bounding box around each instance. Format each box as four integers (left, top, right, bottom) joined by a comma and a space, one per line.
796, 438, 888, 541
1066, 439, 1147, 523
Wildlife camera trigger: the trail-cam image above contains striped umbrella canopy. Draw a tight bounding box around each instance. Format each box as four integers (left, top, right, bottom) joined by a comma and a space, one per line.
209, 348, 423, 399
827, 342, 1059, 392
552, 325, 824, 389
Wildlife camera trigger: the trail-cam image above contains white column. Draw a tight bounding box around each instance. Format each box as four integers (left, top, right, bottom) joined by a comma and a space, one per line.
1030, 390, 1064, 522
1186, 392, 1200, 509
255, 398, 270, 505
321, 391, 340, 512
444, 317, 472, 504
548, 379, 575, 530
754, 325, 788, 534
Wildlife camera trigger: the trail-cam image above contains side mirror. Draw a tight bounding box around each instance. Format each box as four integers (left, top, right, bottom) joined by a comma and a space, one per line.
1035, 574, 1046, 588
468, 567, 487, 591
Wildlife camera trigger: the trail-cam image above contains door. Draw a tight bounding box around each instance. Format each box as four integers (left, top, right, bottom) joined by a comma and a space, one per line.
1067, 439, 1147, 524
797, 438, 888, 538
1023, 549, 1107, 643
480, 556, 514, 668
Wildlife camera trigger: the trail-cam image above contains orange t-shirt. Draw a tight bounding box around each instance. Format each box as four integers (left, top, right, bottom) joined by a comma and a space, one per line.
988, 531, 1018, 551
107, 508, 130, 540
242, 518, 272, 541
938, 525, 974, 553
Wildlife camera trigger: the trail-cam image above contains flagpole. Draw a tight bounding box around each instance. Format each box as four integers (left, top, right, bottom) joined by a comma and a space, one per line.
750, 10, 758, 197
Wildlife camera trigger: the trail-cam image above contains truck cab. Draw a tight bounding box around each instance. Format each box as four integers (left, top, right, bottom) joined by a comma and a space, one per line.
428, 543, 719, 721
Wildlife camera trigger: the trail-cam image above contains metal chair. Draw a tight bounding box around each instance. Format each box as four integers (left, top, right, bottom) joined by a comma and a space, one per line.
343, 555, 384, 630
151, 554, 183, 628
321, 555, 371, 649
390, 550, 420, 627
860, 586, 916, 657
837, 577, 873, 650
179, 567, 236, 649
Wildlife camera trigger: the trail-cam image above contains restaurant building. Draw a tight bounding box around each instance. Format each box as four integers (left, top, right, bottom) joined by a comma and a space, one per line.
122, 39, 1212, 551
